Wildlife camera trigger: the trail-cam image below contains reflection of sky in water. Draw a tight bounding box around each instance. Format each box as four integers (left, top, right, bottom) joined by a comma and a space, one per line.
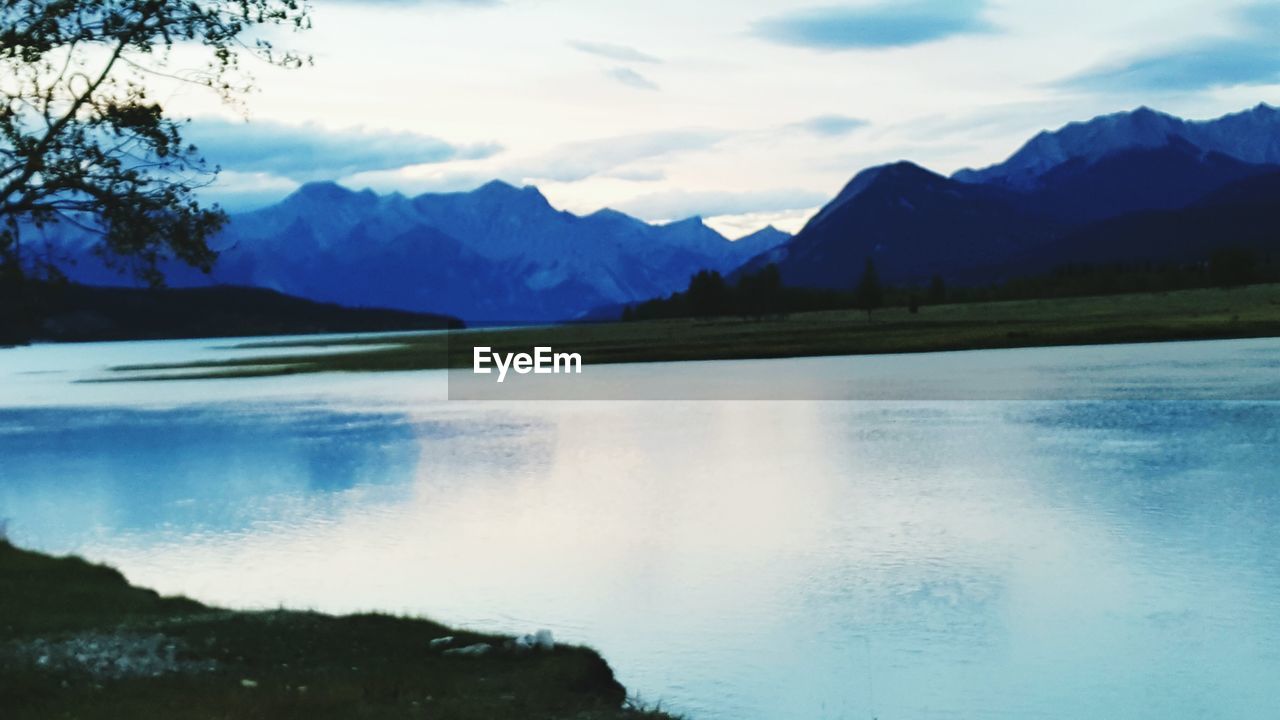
0, 407, 423, 544
1, 337, 1279, 720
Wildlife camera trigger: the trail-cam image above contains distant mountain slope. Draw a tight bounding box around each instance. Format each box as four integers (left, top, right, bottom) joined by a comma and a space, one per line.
51, 181, 772, 323
213, 222, 528, 321
954, 104, 1280, 189
730, 225, 792, 257
744, 162, 1056, 288
990, 170, 1280, 276
1018, 138, 1278, 223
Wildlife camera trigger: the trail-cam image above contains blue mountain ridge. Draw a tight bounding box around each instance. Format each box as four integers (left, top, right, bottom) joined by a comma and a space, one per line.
52, 180, 790, 323
751, 104, 1280, 290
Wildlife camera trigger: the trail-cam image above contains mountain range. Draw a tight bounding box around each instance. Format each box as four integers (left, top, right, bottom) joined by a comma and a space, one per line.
48, 103, 1280, 321
754, 103, 1280, 290
953, 104, 1280, 189
52, 180, 789, 322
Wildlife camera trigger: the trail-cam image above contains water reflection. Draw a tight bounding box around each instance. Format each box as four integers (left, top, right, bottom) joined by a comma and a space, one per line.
0, 406, 422, 548
1, 339, 1279, 719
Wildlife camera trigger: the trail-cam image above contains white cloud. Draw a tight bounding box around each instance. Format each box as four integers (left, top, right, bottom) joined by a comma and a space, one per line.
605, 67, 660, 91
166, 0, 1263, 222
505, 129, 727, 183
569, 40, 662, 64
185, 118, 501, 181
615, 188, 828, 221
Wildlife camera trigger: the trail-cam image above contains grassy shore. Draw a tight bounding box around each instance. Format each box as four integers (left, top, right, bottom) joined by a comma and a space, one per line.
107, 283, 1280, 380
0, 540, 674, 720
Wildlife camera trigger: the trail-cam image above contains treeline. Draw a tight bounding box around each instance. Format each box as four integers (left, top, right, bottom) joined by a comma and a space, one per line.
952, 248, 1279, 303
622, 260, 918, 322
622, 247, 1280, 322
0, 264, 39, 346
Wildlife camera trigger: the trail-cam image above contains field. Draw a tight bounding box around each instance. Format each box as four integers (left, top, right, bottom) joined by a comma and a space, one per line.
107, 283, 1280, 381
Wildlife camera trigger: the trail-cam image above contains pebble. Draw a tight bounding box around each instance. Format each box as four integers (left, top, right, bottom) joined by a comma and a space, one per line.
534, 629, 555, 651
443, 643, 492, 657
511, 629, 555, 653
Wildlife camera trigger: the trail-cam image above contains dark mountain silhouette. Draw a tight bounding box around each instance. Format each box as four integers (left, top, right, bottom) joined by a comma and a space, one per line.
987, 170, 1280, 276
1023, 138, 1279, 223
750, 105, 1280, 292
741, 162, 1057, 288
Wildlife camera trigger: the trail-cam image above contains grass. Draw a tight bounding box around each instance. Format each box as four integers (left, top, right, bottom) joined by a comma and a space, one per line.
102, 284, 1280, 381
0, 540, 677, 720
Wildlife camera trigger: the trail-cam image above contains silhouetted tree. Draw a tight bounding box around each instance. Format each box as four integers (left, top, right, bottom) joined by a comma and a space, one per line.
1209, 248, 1259, 287
1, 0, 312, 342
687, 269, 729, 318
854, 257, 883, 321
928, 274, 947, 305
737, 263, 783, 319
0, 260, 31, 345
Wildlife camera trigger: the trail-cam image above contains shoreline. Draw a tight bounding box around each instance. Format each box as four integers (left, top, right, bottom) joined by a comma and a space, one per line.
96, 283, 1280, 381
0, 540, 676, 720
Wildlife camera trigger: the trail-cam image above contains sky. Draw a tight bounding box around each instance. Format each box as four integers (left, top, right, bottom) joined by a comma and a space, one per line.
168, 0, 1280, 237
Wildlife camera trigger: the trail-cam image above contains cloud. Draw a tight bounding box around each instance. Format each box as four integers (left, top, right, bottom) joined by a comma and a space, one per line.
346, 128, 726, 191
605, 67, 660, 91
202, 170, 301, 212
708, 209, 813, 239
185, 119, 502, 181
791, 114, 869, 136
1059, 3, 1280, 93
508, 129, 727, 182
1061, 41, 1280, 92
342, 168, 495, 197
603, 167, 667, 182
615, 188, 829, 221
753, 0, 995, 50
569, 40, 662, 64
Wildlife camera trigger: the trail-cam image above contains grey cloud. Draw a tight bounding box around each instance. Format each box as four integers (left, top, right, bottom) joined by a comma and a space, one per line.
606, 67, 660, 91
1058, 3, 1280, 92
185, 118, 501, 181
569, 40, 662, 64
791, 114, 870, 136
753, 0, 996, 51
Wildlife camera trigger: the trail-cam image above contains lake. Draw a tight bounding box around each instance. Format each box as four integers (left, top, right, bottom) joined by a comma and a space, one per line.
2, 336, 1279, 719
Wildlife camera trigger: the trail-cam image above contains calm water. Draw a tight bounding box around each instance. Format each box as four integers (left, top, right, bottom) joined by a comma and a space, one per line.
2, 337, 1279, 719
